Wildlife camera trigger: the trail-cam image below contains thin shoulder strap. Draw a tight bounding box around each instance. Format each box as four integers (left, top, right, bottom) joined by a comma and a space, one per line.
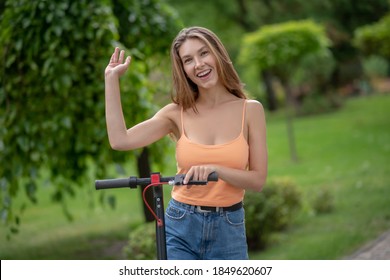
241, 100, 247, 132
180, 106, 185, 135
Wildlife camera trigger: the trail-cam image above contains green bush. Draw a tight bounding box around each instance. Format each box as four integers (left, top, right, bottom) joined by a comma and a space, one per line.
298, 93, 342, 116
311, 186, 335, 215
124, 222, 156, 260
238, 20, 329, 71
244, 177, 302, 250
362, 55, 389, 79
354, 13, 390, 59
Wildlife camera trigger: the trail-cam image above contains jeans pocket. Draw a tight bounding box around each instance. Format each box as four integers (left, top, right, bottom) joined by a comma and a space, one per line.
166, 205, 186, 220
225, 208, 245, 226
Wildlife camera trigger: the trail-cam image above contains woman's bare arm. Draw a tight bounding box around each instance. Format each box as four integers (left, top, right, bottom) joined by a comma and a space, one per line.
105, 48, 176, 151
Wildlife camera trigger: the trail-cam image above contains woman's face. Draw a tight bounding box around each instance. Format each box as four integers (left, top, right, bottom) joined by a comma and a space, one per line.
178, 38, 221, 91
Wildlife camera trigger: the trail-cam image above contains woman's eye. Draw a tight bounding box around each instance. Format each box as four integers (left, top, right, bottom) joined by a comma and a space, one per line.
183, 58, 192, 64
201, 51, 208, 56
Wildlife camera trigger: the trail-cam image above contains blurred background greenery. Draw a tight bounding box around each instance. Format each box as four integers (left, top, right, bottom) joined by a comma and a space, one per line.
1, 0, 389, 259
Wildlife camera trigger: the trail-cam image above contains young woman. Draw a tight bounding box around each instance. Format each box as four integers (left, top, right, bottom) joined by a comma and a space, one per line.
104, 27, 267, 260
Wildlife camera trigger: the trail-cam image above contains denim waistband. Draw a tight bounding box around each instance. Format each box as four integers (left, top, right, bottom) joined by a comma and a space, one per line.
170, 198, 243, 213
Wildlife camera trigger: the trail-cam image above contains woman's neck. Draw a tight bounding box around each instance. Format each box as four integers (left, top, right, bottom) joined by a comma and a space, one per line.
197, 85, 237, 107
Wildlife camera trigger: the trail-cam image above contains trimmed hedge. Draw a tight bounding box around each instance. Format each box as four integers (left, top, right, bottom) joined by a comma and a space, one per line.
244, 177, 302, 250
124, 223, 156, 260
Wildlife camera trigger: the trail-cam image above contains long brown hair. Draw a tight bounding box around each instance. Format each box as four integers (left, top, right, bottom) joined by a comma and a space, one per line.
170, 27, 247, 111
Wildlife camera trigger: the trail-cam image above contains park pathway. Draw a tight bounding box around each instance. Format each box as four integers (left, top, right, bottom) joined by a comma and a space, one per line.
346, 229, 390, 259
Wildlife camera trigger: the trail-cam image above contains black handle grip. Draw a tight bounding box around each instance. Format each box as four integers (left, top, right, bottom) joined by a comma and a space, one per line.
95, 178, 131, 190
174, 172, 218, 185
207, 172, 218, 182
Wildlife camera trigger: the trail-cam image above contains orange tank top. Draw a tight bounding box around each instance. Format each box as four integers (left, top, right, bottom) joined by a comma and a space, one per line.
172, 100, 249, 207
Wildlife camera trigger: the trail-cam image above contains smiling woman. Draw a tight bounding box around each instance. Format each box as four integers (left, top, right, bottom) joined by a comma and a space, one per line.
170, 27, 247, 110
179, 39, 219, 91
104, 26, 268, 260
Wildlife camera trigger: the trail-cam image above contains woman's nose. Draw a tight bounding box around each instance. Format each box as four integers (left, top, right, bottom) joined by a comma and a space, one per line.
194, 57, 204, 69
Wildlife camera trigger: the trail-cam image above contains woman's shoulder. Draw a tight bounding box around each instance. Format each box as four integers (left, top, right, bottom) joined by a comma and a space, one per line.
159, 103, 181, 112
155, 103, 182, 122
245, 99, 265, 122
246, 99, 264, 112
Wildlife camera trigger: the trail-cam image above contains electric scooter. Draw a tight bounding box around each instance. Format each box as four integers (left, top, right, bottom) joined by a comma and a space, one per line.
95, 172, 218, 260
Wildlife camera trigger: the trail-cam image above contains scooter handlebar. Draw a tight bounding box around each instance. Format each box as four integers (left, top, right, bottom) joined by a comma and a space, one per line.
95, 172, 218, 190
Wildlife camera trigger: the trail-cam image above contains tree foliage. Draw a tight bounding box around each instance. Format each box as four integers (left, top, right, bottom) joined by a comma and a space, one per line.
1, 0, 115, 230
316, 0, 389, 35
168, 0, 389, 98
0, 0, 180, 236
354, 13, 390, 59
113, 0, 181, 57
238, 20, 329, 79
238, 20, 330, 162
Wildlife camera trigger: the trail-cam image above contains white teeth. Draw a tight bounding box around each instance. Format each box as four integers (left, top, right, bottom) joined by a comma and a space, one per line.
197, 70, 211, 77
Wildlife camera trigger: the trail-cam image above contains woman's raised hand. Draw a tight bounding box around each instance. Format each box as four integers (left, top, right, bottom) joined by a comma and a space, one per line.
105, 47, 131, 78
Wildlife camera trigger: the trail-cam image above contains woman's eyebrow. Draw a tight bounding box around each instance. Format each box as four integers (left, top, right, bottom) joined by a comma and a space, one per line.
181, 54, 191, 60
181, 46, 208, 60
198, 46, 209, 54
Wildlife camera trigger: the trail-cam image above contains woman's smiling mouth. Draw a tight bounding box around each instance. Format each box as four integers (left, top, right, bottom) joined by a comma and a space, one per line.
197, 69, 212, 78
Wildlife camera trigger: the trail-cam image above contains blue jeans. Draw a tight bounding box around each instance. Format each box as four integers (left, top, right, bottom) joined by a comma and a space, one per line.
165, 199, 248, 260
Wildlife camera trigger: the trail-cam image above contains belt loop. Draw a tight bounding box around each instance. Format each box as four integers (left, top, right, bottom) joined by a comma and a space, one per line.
218, 207, 223, 215
189, 204, 195, 214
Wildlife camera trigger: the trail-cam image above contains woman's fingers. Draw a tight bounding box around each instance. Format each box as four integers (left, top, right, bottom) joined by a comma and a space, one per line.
106, 48, 132, 77
125, 56, 131, 65
183, 169, 193, 185
183, 166, 215, 184
109, 50, 116, 63
109, 47, 125, 64
119, 49, 125, 63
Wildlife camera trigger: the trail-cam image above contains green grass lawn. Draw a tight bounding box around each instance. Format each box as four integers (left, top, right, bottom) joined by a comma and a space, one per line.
252, 93, 390, 259
1, 93, 389, 260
